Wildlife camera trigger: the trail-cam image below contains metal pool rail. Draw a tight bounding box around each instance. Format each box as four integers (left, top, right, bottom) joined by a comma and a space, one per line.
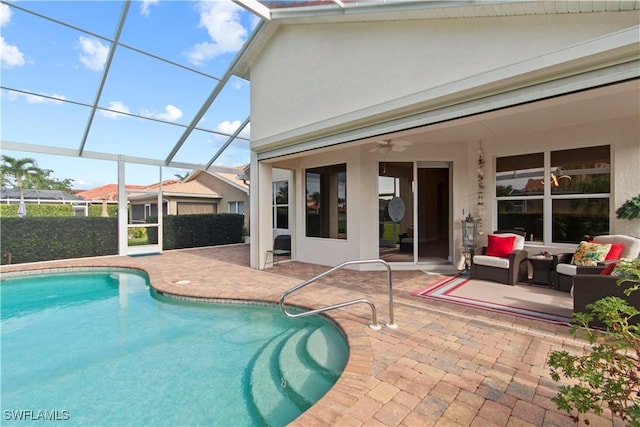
279, 259, 396, 330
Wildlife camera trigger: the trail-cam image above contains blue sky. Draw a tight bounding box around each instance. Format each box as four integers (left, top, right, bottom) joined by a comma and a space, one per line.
1, 0, 258, 188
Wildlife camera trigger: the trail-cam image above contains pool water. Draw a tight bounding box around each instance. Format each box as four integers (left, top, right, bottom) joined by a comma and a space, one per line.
1, 269, 348, 426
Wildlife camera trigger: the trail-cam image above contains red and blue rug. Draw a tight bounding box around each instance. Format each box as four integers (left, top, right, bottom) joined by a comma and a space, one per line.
411, 273, 572, 325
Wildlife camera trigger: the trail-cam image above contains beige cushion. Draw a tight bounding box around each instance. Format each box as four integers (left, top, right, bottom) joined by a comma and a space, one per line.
593, 235, 640, 259
473, 255, 510, 269
556, 263, 578, 276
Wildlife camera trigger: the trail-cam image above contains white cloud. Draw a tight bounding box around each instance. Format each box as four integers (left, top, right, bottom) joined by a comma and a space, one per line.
0, 3, 11, 27
140, 0, 159, 17
78, 36, 108, 72
100, 101, 131, 119
217, 120, 250, 139
1, 36, 25, 68
142, 104, 183, 122
3, 90, 65, 104
0, 6, 26, 69
155, 104, 183, 121
187, 2, 246, 66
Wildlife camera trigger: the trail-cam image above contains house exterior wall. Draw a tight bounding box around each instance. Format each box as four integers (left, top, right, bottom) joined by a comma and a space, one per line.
249, 9, 639, 270
191, 173, 250, 231
251, 12, 639, 143
482, 116, 640, 250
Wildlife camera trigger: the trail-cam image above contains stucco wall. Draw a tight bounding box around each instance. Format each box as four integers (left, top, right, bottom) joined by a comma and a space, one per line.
265, 141, 472, 269
480, 115, 640, 252
251, 11, 639, 141
261, 114, 638, 269
195, 173, 250, 230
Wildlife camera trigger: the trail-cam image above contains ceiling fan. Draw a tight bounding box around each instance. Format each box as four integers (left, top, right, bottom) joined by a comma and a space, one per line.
371, 139, 412, 173
370, 139, 412, 155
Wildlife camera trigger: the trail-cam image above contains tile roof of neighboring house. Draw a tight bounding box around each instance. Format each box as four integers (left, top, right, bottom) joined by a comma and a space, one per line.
211, 171, 250, 193
76, 184, 146, 201
78, 167, 248, 201
160, 179, 222, 197
522, 178, 544, 193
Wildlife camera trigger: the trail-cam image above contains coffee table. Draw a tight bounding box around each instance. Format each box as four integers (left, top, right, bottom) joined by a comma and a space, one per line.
528, 255, 555, 287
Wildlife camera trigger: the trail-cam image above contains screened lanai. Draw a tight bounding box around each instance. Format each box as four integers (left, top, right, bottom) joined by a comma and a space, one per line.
1, 0, 523, 256
3, 0, 638, 259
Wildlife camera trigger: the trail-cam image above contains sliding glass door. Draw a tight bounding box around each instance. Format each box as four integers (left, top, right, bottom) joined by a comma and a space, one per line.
417, 163, 450, 262
378, 162, 414, 262
378, 161, 451, 264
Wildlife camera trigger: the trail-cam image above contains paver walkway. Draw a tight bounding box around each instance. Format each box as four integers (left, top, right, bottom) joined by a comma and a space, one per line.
1, 244, 620, 426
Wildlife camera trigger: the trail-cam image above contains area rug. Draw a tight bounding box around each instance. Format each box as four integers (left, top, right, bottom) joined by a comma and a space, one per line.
411, 273, 573, 324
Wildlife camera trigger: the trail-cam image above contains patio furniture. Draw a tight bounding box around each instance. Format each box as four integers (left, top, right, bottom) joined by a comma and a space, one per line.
528, 255, 555, 287
553, 235, 640, 292
572, 273, 640, 326
264, 234, 292, 268
471, 230, 528, 285
398, 233, 413, 253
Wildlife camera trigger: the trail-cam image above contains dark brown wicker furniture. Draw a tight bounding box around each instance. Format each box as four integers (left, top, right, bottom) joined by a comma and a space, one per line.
528, 255, 555, 287
471, 230, 528, 285
572, 274, 640, 326
553, 235, 640, 292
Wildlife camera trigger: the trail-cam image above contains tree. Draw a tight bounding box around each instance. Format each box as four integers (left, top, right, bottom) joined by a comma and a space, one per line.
23, 168, 74, 192
1, 156, 74, 193
0, 155, 41, 200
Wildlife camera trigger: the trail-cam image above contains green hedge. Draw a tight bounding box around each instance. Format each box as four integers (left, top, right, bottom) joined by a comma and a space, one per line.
88, 205, 118, 217
1, 214, 244, 265
1, 217, 118, 265
0, 204, 74, 217
147, 213, 245, 250
0, 204, 118, 218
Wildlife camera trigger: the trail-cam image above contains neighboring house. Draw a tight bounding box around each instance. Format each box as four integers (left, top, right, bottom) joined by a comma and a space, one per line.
236, 1, 640, 270
1, 188, 87, 215
78, 167, 250, 232
129, 169, 250, 231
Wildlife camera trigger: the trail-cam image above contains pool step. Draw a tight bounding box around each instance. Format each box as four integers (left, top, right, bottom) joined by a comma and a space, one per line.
249, 329, 303, 427
248, 323, 348, 426
306, 324, 349, 375
278, 326, 334, 405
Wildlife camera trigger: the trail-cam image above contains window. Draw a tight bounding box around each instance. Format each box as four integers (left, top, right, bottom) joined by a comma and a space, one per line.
228, 201, 244, 214
496, 146, 610, 244
305, 163, 347, 239
273, 181, 288, 229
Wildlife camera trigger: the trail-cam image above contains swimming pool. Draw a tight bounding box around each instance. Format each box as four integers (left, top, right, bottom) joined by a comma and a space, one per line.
1, 269, 348, 426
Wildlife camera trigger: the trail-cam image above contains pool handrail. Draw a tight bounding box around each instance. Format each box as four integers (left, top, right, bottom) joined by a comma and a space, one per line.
279, 259, 396, 330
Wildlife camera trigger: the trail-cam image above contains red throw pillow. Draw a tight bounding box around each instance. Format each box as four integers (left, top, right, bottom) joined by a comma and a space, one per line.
485, 235, 516, 258
604, 243, 624, 260
600, 262, 617, 275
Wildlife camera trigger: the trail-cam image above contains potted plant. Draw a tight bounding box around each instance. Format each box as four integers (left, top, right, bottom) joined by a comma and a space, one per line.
548, 258, 640, 425
616, 194, 640, 220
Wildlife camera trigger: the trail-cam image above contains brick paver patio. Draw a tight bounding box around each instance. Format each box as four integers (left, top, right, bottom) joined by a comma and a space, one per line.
1, 244, 620, 426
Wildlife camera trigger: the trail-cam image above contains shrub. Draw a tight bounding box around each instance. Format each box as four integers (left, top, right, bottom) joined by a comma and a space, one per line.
548, 258, 640, 425
0, 217, 118, 264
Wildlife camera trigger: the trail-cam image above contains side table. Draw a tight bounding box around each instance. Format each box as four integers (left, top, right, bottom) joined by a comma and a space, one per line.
528, 255, 555, 287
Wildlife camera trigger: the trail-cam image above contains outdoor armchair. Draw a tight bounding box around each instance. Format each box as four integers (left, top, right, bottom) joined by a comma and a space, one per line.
572, 273, 640, 326
553, 235, 640, 292
471, 230, 528, 286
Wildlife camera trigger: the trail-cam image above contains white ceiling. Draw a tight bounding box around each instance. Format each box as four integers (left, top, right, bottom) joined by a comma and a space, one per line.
394, 79, 639, 143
